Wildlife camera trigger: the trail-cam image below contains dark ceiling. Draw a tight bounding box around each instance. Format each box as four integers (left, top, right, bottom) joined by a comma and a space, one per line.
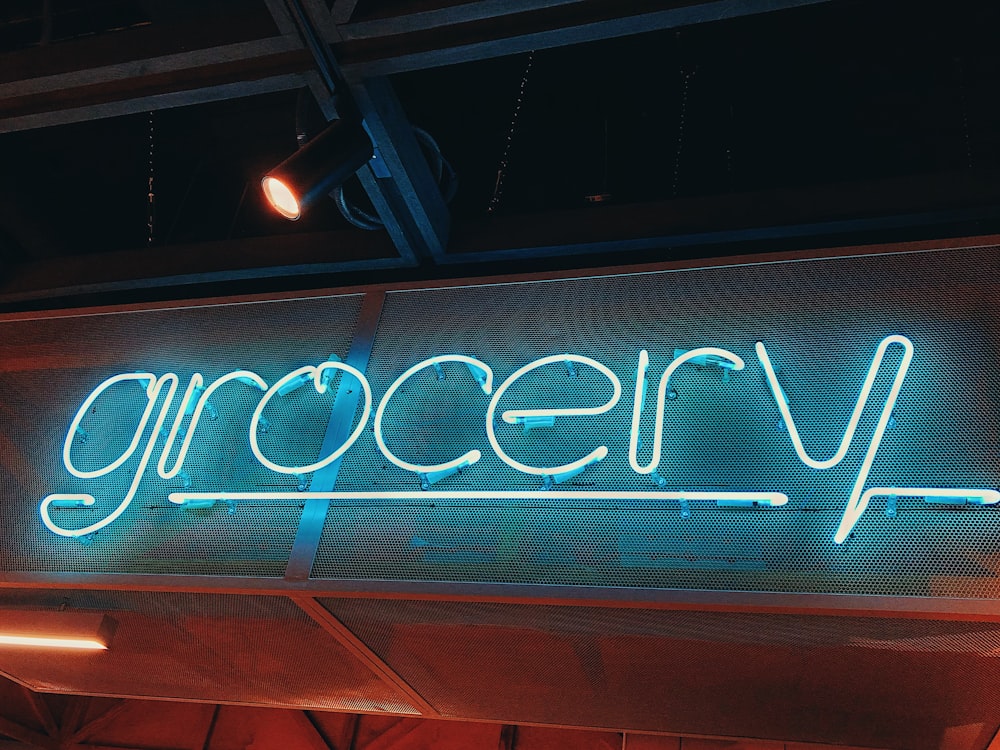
0, 0, 999, 308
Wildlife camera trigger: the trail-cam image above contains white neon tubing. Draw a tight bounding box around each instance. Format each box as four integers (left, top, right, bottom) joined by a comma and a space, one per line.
249, 361, 372, 475
42, 373, 180, 538
157, 370, 267, 479
170, 489, 789, 506
374, 355, 494, 475
629, 347, 745, 474
861, 487, 1000, 506
62, 372, 160, 479
756, 335, 913, 470
486, 354, 622, 476
811, 336, 913, 544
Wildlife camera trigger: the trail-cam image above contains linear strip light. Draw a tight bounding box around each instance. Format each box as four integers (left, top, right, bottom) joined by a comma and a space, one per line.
0, 611, 115, 650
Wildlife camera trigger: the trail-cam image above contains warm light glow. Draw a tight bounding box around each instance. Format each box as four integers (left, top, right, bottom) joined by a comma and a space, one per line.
0, 635, 107, 650
262, 176, 301, 220
0, 612, 115, 650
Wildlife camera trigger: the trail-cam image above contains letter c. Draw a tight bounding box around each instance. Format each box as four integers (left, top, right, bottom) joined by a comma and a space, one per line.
249, 362, 372, 475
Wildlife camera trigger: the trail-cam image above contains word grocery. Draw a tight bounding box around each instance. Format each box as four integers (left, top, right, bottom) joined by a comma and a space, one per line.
41, 335, 998, 544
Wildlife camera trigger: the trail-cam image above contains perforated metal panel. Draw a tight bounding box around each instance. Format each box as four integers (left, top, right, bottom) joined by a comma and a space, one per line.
323, 596, 1000, 749
0, 295, 362, 575
0, 589, 418, 713
316, 246, 1000, 597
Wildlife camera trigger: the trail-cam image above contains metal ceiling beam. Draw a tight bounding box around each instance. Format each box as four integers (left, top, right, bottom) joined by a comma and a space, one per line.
0, 230, 406, 306
337, 0, 586, 40
331, 0, 362, 25
0, 72, 308, 133
276, 0, 448, 263
0, 7, 315, 133
349, 77, 450, 261
0, 0, 839, 133
1, 169, 998, 307
333, 0, 837, 77
441, 168, 1000, 265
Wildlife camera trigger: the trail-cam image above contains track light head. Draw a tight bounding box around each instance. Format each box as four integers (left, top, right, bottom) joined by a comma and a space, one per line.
262, 118, 373, 220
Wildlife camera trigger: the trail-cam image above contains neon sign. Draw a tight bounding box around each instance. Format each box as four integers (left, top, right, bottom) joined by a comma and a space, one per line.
40, 335, 999, 544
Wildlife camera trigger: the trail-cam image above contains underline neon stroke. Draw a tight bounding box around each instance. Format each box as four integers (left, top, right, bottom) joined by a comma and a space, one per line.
862, 488, 1000, 506
167, 490, 789, 506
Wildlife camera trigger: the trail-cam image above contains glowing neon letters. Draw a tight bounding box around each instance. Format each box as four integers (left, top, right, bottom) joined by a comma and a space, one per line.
375, 355, 493, 477
41, 335, 998, 543
486, 354, 622, 477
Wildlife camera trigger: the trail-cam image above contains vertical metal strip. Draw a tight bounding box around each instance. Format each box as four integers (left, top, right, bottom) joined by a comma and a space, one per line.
291, 594, 440, 716
284, 291, 386, 581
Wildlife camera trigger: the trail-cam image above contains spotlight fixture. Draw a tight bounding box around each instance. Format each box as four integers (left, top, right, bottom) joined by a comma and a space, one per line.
0, 610, 116, 650
262, 118, 373, 220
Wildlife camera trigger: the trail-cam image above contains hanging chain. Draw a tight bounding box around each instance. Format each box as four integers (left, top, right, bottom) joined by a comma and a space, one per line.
147, 111, 156, 245
671, 66, 694, 199
726, 102, 736, 190
955, 58, 974, 169
488, 51, 534, 215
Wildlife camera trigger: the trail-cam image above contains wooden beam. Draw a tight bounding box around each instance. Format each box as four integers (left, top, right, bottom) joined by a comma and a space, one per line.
288, 712, 332, 750
16, 689, 56, 739
331, 0, 362, 25
68, 701, 128, 746
335, 0, 836, 77
290, 596, 440, 716
58, 697, 88, 746
0, 717, 55, 750
0, 229, 402, 306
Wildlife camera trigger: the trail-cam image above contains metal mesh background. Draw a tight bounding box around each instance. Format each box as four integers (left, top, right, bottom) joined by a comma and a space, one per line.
324, 596, 1000, 749
0, 588, 418, 714
316, 246, 1000, 597
0, 295, 363, 575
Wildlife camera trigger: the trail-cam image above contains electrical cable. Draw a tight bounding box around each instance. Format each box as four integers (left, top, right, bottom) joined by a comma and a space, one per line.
293, 88, 457, 230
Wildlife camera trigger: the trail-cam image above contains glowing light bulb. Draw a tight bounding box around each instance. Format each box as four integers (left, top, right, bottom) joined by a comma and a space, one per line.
262, 177, 300, 220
